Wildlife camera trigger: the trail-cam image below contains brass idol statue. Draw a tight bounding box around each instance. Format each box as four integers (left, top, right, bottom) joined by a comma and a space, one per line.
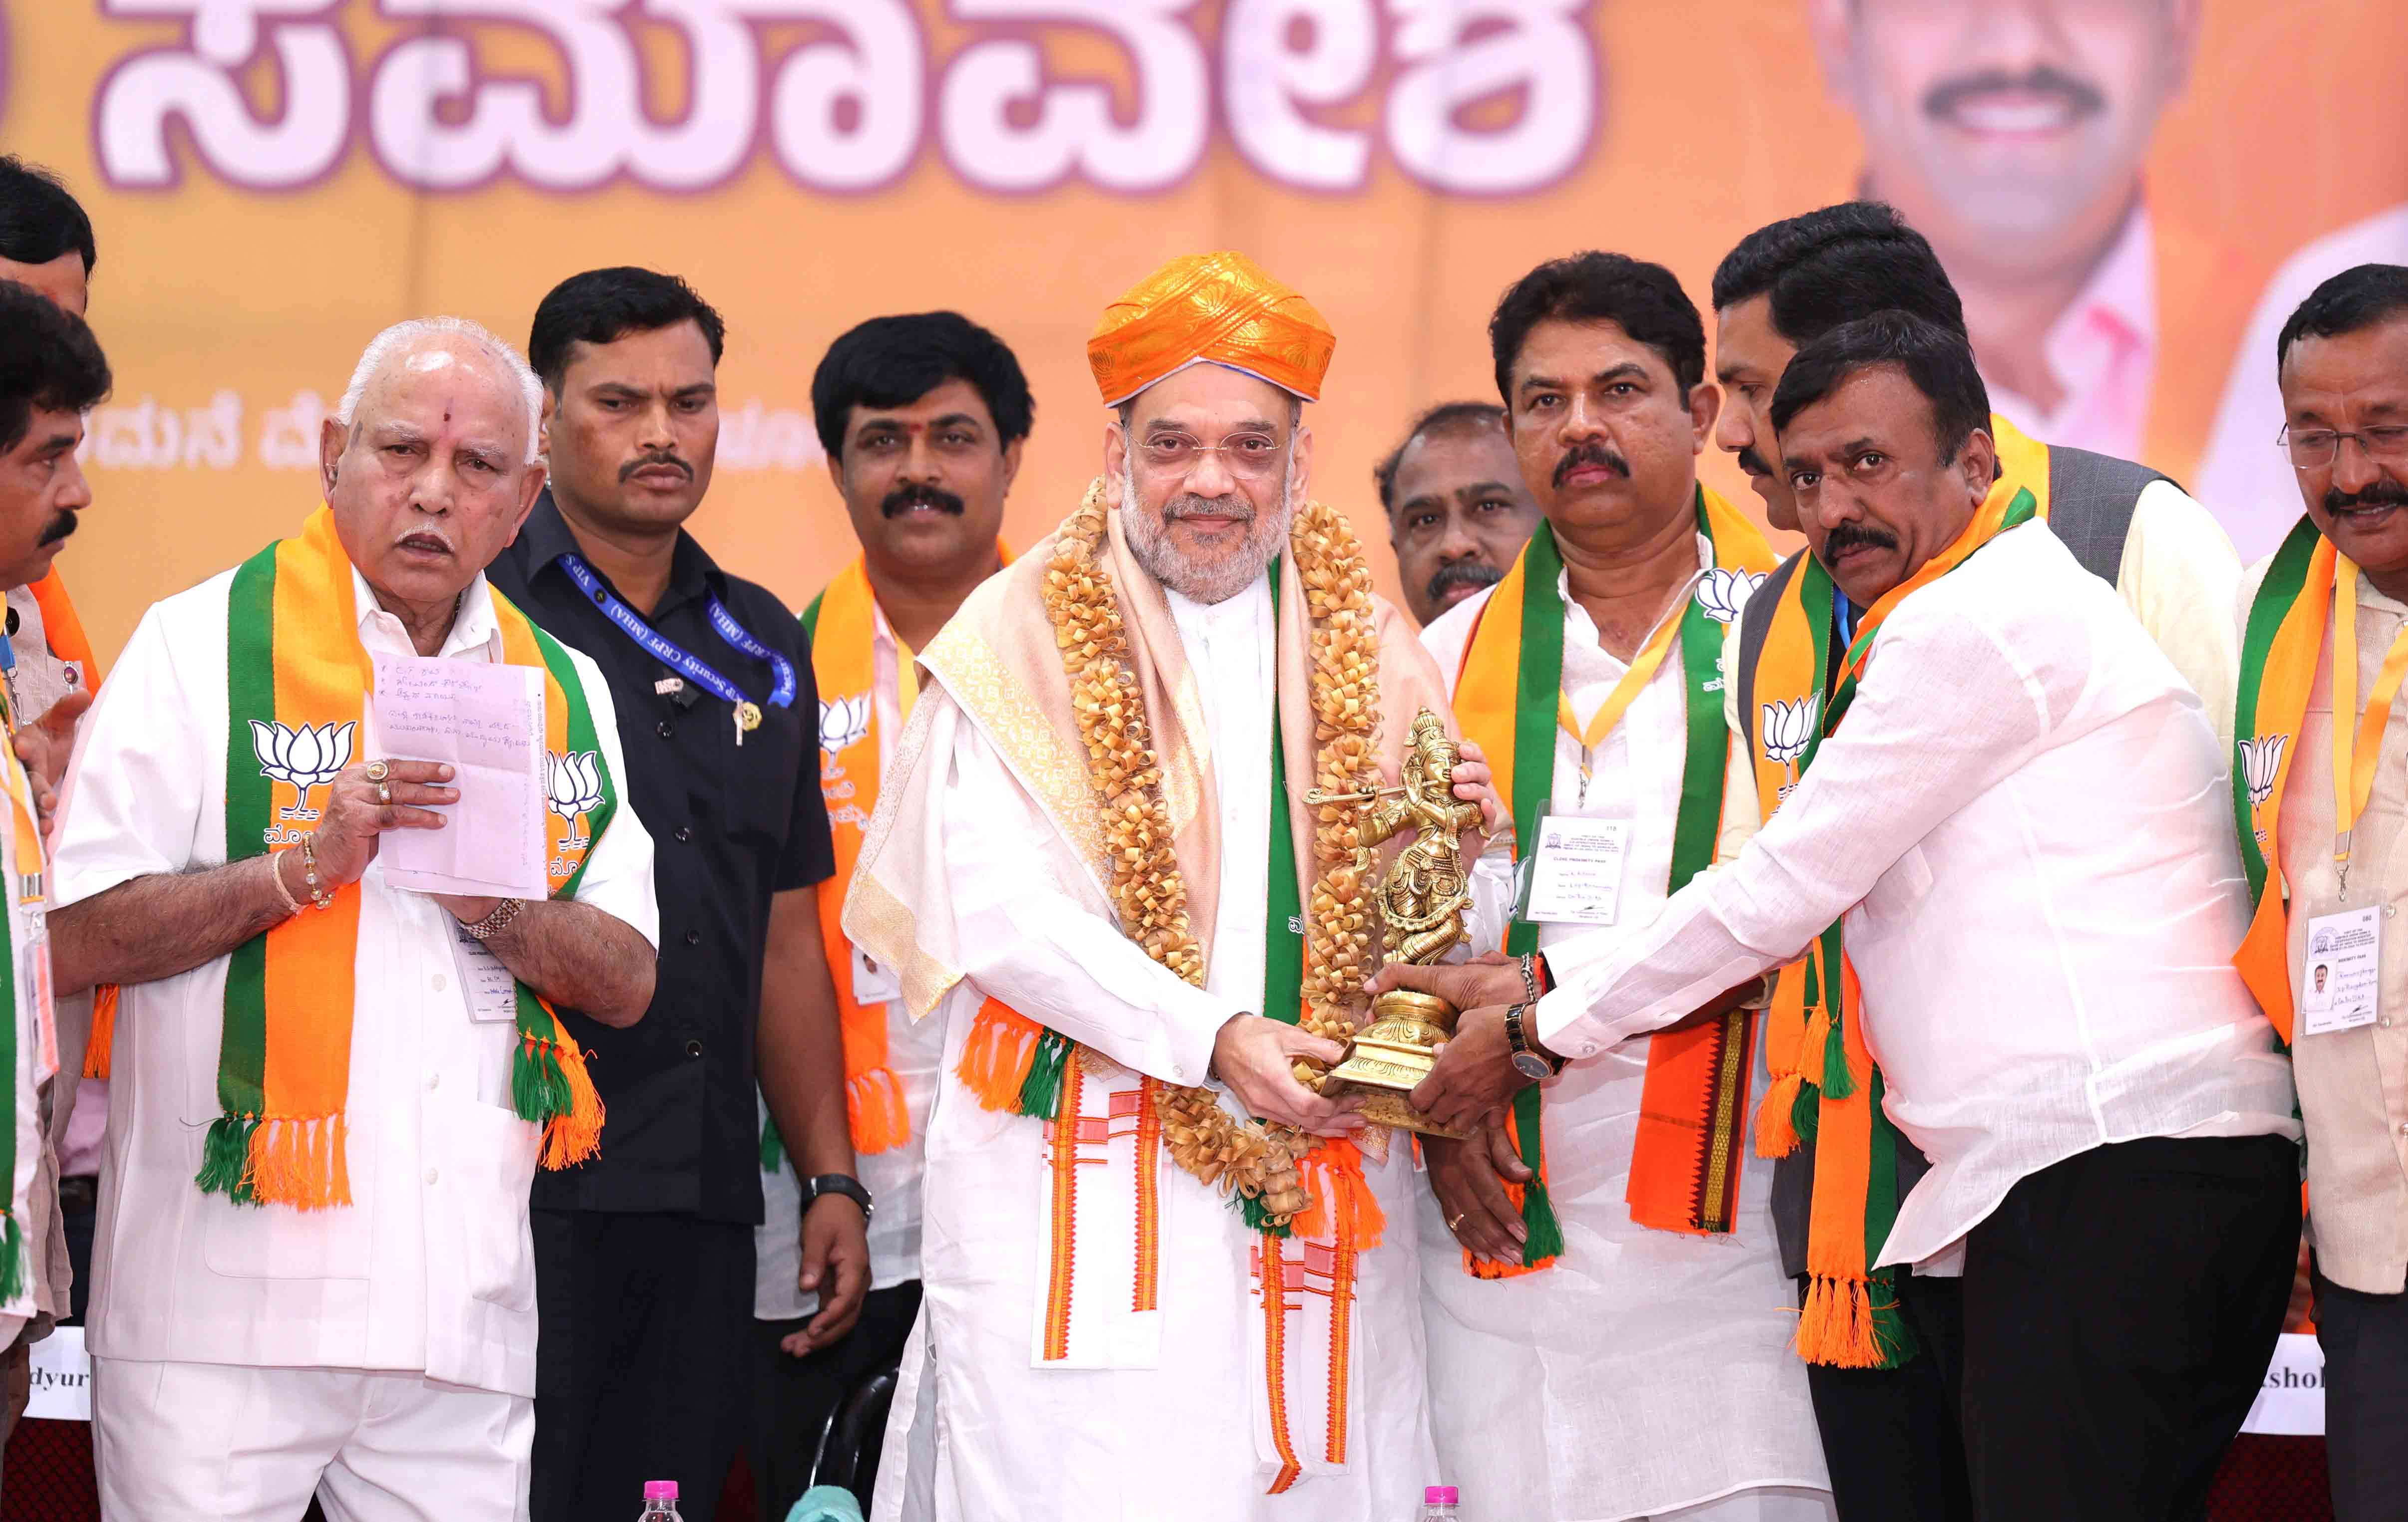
1306, 708, 1483, 1138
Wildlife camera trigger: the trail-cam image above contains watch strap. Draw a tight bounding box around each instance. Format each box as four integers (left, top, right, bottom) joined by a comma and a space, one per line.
799, 1172, 875, 1221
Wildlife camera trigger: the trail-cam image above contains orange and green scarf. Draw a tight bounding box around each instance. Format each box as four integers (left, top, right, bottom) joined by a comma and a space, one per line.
205, 506, 614, 1209
2233, 516, 2389, 1044
0, 674, 49, 1299
1453, 486, 1773, 1277
1747, 482, 2038, 1367
774, 546, 1012, 1167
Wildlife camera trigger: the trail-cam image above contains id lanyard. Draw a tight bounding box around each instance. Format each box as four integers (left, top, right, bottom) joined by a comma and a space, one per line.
2329, 557, 2408, 897
557, 553, 797, 745
1554, 569, 1703, 806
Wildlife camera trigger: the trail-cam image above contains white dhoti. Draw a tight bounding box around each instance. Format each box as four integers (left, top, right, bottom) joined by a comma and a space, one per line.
93, 1357, 532, 1522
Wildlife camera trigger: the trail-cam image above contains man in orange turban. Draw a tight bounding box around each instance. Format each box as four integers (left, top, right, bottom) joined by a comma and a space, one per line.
848, 253, 1490, 1518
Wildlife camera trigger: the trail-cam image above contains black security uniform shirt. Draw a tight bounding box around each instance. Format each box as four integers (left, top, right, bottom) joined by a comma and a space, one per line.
487, 491, 834, 1223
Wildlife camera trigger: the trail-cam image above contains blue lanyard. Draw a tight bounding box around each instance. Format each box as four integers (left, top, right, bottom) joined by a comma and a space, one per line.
557, 553, 795, 711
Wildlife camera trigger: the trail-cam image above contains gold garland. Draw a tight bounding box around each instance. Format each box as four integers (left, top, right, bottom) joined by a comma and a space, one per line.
1041, 478, 1382, 1229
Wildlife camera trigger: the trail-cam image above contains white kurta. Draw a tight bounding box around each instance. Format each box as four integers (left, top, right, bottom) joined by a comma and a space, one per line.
758, 598, 945, 1319
1416, 555, 1831, 1522
1538, 524, 2299, 1271
51, 567, 659, 1399
875, 577, 1436, 1522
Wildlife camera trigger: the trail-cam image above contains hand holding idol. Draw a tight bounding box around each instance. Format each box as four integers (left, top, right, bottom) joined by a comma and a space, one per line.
1211, 1014, 1367, 1136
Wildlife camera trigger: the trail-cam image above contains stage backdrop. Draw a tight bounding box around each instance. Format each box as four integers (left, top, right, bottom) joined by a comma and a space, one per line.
9, 0, 2408, 659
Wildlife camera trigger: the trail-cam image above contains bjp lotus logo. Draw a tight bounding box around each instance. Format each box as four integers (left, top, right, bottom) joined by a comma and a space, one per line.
546, 751, 604, 848
2240, 734, 2288, 826
1696, 568, 1766, 625
251, 720, 354, 821
820, 692, 873, 757
1760, 698, 1817, 799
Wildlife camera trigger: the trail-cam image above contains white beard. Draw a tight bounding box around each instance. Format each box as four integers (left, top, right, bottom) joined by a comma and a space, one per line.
1121, 453, 1297, 605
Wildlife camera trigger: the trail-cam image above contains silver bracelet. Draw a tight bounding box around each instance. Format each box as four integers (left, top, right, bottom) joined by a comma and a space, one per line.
1516, 952, 1541, 1005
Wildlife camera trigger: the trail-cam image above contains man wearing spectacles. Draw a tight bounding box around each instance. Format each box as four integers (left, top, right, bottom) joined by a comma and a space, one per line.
2232, 261, 2408, 1522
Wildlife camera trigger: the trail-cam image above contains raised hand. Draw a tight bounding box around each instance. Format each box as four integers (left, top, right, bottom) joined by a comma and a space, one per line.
15, 688, 91, 836
307, 759, 457, 888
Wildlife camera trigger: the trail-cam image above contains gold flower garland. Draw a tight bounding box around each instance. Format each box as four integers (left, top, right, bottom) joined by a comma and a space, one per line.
1041, 478, 1382, 1229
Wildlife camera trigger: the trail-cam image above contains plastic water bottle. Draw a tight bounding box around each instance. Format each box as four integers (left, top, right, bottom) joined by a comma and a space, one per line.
639, 1480, 681, 1519
1416, 1485, 1461, 1520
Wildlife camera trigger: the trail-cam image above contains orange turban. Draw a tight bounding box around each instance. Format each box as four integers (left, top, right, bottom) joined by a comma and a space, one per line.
1087, 252, 1336, 407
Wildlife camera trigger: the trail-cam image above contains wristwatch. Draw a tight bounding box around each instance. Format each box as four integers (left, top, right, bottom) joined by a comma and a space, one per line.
1504, 1001, 1566, 1082
798, 1172, 875, 1222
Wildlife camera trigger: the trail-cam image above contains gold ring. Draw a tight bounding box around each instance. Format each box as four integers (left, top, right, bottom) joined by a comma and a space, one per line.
1447, 1213, 1467, 1231
365, 759, 390, 783
376, 781, 392, 806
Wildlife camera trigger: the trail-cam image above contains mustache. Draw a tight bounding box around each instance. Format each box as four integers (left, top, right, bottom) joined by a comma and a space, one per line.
1925, 65, 2106, 121
1734, 446, 1774, 480
882, 483, 965, 517
1162, 493, 1256, 524
1426, 559, 1503, 607
36, 511, 75, 548
619, 450, 693, 484
1821, 522, 1899, 560
2326, 482, 2408, 514
1553, 443, 1630, 487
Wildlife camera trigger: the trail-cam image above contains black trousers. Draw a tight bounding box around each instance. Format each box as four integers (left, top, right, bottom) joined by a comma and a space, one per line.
750, 1280, 923, 1522
2315, 1268, 2408, 1522
1806, 1135, 2298, 1522
531, 1210, 756, 1522
1805, 1269, 1973, 1522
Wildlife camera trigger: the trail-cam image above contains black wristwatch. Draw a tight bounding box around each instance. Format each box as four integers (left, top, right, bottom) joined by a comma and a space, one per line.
798, 1172, 875, 1222
1505, 1001, 1566, 1081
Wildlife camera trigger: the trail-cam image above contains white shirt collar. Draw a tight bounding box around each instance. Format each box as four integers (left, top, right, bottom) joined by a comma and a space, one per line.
347, 564, 503, 662
1551, 530, 1714, 611
1164, 571, 1275, 632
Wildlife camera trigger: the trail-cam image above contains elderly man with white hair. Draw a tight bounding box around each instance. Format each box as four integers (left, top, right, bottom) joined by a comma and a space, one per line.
46, 316, 660, 1522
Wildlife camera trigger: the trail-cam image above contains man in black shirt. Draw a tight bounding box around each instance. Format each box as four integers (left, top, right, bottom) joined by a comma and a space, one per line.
487, 267, 868, 1522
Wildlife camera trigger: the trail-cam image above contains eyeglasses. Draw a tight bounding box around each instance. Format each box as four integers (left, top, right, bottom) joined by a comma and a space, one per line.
2278, 423, 2408, 471
1136, 431, 1288, 479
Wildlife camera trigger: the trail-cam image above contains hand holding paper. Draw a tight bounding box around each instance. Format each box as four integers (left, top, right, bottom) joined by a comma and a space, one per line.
370, 653, 549, 899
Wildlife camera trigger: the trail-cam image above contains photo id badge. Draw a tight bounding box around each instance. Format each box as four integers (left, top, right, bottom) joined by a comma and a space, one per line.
1518, 815, 1633, 927
2301, 904, 2381, 1036
450, 922, 522, 1023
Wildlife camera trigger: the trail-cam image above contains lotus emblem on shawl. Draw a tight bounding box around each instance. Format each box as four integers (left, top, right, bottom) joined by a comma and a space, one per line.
1760, 697, 1818, 800
546, 751, 604, 848
251, 720, 354, 821
2240, 734, 2288, 811
820, 692, 873, 757
1695, 567, 1766, 625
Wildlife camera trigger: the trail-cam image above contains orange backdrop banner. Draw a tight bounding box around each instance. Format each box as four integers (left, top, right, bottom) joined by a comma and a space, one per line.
11, 0, 2408, 657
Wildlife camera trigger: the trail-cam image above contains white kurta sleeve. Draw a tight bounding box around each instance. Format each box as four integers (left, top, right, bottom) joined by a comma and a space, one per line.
556, 646, 658, 950
1535, 598, 2057, 1059
940, 720, 1239, 1090
51, 605, 205, 906
2117, 479, 2242, 754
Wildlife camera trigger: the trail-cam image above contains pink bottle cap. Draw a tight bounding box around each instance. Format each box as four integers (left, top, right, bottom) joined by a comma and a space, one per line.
644, 1481, 679, 1501
1426, 1487, 1460, 1504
